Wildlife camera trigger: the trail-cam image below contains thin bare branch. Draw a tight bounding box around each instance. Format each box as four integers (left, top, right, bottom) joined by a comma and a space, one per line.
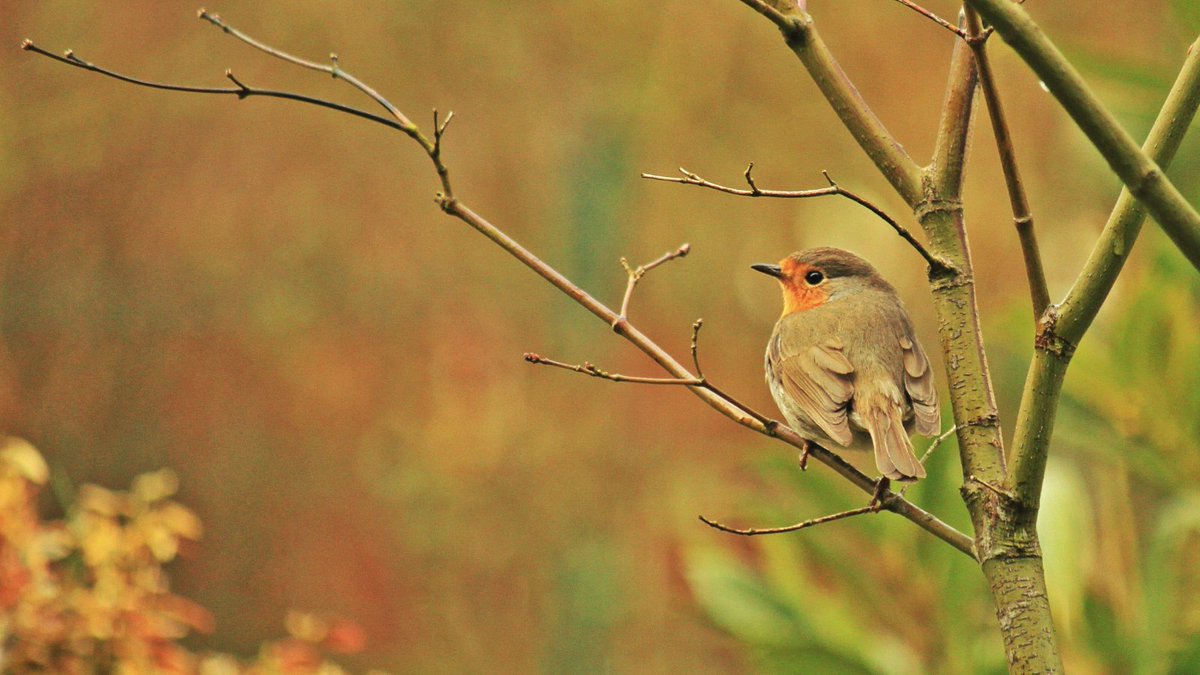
642, 166, 954, 275
968, 474, 1016, 502
19, 41, 413, 136
24, 15, 977, 561
888, 0, 968, 38
197, 8, 415, 129
919, 424, 958, 466
964, 7, 1050, 320
615, 243, 690, 327
689, 319, 704, 376
699, 505, 877, 536
733, 0, 794, 31
899, 424, 957, 496
523, 353, 703, 386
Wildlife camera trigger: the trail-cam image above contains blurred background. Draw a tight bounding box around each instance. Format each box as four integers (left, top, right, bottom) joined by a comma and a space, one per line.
3, 1, 1199, 672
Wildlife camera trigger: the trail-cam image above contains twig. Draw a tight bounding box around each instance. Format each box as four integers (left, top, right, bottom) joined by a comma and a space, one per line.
641, 166, 954, 275
733, 0, 795, 32
197, 8, 415, 129
689, 319, 704, 377
523, 353, 703, 386
888, 0, 968, 38
966, 0, 1200, 270
968, 474, 1016, 502
963, 7, 1050, 320
699, 505, 876, 536
19, 41, 412, 137
899, 424, 957, 496
920, 424, 958, 466
614, 244, 690, 328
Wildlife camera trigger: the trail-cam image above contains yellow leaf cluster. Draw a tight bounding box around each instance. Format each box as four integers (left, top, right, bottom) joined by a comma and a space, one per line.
0, 439, 384, 674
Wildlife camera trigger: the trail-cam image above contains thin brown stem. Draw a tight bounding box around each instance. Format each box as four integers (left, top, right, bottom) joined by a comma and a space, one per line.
197, 8, 415, 129
733, 0, 793, 31
888, 0, 968, 38
523, 353, 704, 386
969, 474, 1016, 502
641, 167, 954, 275
689, 319, 704, 377
615, 244, 690, 327
699, 505, 877, 536
964, 7, 1050, 320
19, 41, 412, 136
899, 424, 957, 496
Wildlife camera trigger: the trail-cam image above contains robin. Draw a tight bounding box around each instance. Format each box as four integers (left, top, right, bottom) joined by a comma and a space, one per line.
752, 247, 940, 482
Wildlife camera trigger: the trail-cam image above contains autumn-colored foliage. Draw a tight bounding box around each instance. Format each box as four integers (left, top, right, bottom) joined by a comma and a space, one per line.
0, 437, 375, 674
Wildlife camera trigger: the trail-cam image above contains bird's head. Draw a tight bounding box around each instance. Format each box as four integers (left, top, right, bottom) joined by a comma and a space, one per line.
752, 247, 892, 316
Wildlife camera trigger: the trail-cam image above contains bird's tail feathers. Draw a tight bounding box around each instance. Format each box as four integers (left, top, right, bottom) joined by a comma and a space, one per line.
862, 397, 926, 482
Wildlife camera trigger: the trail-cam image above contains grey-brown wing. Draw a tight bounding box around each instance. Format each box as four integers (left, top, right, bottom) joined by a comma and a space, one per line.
899, 333, 939, 436
770, 335, 856, 446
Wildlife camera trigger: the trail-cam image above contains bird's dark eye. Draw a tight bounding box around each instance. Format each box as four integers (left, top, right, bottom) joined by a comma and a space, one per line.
804, 270, 825, 286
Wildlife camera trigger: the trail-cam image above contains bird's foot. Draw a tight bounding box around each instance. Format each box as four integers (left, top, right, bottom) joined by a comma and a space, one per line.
797, 439, 811, 471
868, 477, 891, 512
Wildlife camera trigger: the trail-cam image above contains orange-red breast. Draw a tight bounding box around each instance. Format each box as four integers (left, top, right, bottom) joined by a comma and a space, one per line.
753, 247, 940, 481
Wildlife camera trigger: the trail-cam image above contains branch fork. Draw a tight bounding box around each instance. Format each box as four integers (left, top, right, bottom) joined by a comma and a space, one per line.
613, 243, 690, 329
23, 7, 977, 561
643, 165, 956, 277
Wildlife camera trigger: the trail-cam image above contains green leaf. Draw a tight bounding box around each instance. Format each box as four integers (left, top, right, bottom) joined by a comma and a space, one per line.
684, 545, 808, 648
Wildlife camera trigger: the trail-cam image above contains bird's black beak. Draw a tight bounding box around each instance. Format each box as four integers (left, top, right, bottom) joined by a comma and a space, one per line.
751, 263, 783, 279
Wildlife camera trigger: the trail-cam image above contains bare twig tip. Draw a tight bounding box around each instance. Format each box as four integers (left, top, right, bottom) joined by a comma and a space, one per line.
523, 353, 542, 363
20, 39, 33, 51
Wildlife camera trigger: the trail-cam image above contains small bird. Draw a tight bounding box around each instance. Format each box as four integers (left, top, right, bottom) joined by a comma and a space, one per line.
752, 247, 940, 482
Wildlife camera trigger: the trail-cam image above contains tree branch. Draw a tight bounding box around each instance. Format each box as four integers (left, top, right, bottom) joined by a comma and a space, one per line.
734, 0, 925, 204
18, 41, 414, 137
615, 243, 691, 327
887, 0, 970, 39
197, 8, 416, 129
1057, 37, 1200, 344
1008, 37, 1200, 509
928, 33, 978, 199
22, 15, 976, 559
641, 166, 954, 274
963, 7, 1050, 321
966, 0, 1200, 270
699, 504, 877, 536
523, 354, 704, 385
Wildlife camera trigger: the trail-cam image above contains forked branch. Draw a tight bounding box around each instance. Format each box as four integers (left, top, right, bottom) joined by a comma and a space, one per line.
21, 12, 975, 559
641, 166, 955, 275
966, 0, 1200, 269
699, 504, 877, 536
523, 354, 703, 386
616, 243, 691, 327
